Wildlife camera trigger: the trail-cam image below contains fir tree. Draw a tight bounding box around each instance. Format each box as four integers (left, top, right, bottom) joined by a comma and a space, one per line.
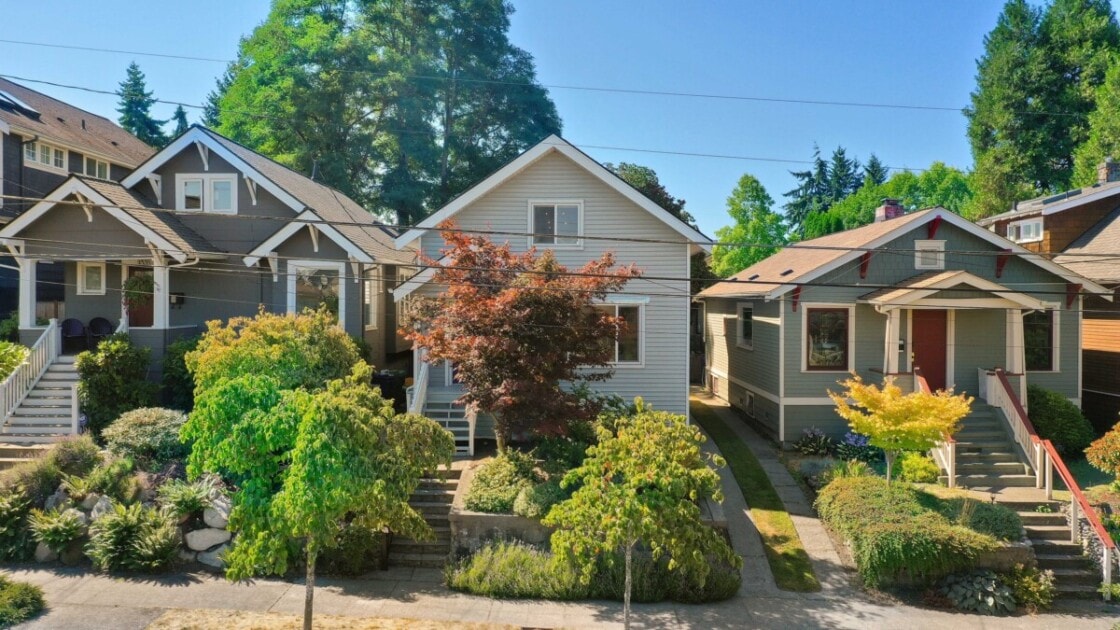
116, 62, 167, 147
170, 105, 189, 140
863, 154, 889, 187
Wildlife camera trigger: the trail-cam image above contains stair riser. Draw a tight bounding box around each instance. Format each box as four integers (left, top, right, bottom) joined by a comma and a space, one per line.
389, 543, 450, 555
955, 464, 1029, 475
1018, 514, 1067, 527
1027, 529, 1075, 542
1053, 572, 1101, 587
954, 476, 1037, 488
1032, 543, 1084, 556
1037, 556, 1094, 570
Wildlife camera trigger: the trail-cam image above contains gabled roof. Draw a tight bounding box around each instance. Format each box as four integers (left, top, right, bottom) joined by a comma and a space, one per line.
0, 176, 216, 263
976, 179, 1120, 226
858, 270, 1050, 311
0, 77, 154, 166
698, 207, 1111, 300
394, 134, 712, 253
1053, 207, 1120, 284
122, 125, 411, 265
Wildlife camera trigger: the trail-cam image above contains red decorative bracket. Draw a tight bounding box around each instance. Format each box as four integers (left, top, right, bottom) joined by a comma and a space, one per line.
995, 249, 1011, 278
1067, 283, 1081, 309
791, 286, 802, 312
928, 215, 943, 239
859, 252, 871, 279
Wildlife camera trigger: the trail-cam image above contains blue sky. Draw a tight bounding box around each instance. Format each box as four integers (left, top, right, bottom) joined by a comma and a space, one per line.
0, 1, 1016, 237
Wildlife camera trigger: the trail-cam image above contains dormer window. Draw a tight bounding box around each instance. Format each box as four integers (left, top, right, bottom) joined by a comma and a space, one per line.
914, 240, 945, 270
176, 174, 237, 214
1007, 219, 1042, 243
83, 157, 109, 180
24, 141, 66, 171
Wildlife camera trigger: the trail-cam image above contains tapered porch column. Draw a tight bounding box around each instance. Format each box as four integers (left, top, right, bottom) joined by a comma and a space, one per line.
883, 308, 902, 374
1006, 309, 1025, 374
18, 258, 37, 329
152, 263, 169, 329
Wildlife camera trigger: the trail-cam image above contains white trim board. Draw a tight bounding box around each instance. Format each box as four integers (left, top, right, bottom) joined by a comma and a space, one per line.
287, 259, 347, 329
244, 210, 374, 266
707, 367, 780, 405
394, 135, 711, 253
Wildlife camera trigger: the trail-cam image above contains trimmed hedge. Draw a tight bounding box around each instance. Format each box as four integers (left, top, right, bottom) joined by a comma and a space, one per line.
76, 334, 157, 437
1026, 385, 1094, 456
816, 477, 1000, 587
463, 452, 540, 514
102, 407, 188, 472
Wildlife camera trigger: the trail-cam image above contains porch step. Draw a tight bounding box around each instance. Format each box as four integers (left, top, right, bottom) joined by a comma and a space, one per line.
1035, 553, 1093, 570
956, 451, 1021, 464
954, 461, 1031, 475
953, 473, 1037, 488
1024, 525, 1075, 541
1017, 511, 1067, 527
1031, 540, 1084, 556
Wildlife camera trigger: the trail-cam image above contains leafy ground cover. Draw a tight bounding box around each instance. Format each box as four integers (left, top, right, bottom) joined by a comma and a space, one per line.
0, 575, 44, 627
689, 400, 820, 592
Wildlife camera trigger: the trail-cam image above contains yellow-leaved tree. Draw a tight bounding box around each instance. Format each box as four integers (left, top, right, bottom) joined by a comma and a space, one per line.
828, 375, 973, 484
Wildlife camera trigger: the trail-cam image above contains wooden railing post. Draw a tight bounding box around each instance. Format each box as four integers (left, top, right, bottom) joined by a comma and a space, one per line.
1071, 498, 1081, 545
1045, 450, 1053, 501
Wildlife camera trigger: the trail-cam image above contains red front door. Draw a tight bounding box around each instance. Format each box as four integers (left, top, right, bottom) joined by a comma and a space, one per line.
126, 267, 154, 328
911, 309, 948, 391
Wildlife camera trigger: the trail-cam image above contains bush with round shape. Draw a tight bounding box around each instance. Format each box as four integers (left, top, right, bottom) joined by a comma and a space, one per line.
1001, 564, 1054, 614
513, 480, 568, 519
464, 451, 540, 514
834, 431, 882, 463
1086, 420, 1120, 490
0, 458, 62, 508
75, 334, 157, 437
85, 501, 179, 572
794, 427, 834, 456
1026, 385, 1094, 456
102, 407, 188, 471
156, 477, 216, 518
897, 451, 940, 484
0, 341, 28, 381
85, 458, 141, 504
0, 576, 44, 626
317, 522, 388, 576
45, 435, 103, 477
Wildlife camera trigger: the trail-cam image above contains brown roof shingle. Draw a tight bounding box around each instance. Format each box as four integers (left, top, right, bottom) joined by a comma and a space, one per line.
1053, 207, 1120, 284
80, 177, 217, 257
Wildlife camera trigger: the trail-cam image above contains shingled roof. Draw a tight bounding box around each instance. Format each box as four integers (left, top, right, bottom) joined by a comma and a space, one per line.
1053, 207, 1120, 285
78, 177, 217, 257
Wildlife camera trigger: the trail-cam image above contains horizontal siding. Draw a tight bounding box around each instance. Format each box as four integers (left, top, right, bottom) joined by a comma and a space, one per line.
785, 405, 848, 441
1084, 319, 1120, 351
953, 309, 1004, 396
703, 297, 779, 397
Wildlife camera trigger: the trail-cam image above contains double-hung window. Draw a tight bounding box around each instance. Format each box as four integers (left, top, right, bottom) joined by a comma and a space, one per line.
364, 270, 379, 330
530, 201, 581, 246
84, 157, 110, 180
76, 262, 106, 295
595, 303, 643, 365
24, 141, 66, 171
177, 174, 237, 213
1024, 309, 1057, 371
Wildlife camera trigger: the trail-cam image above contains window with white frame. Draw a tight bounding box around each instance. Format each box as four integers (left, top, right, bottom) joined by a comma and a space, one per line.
804, 305, 853, 371
176, 174, 237, 213
737, 303, 754, 349
1007, 219, 1043, 243
914, 240, 946, 270
364, 270, 379, 329
77, 262, 106, 295
24, 141, 66, 171
83, 156, 110, 180
1025, 309, 1058, 372
595, 303, 643, 365
288, 261, 345, 328
530, 201, 581, 246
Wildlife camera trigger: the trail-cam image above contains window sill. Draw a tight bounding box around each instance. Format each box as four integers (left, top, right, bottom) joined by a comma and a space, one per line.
76, 290, 106, 296
736, 343, 754, 351
609, 362, 645, 369
25, 161, 68, 175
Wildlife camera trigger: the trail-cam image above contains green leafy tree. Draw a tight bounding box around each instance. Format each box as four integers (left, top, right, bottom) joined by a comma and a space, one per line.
1073, 55, 1120, 184
212, 0, 561, 225
116, 62, 166, 147
711, 174, 786, 276
404, 224, 640, 450
828, 375, 972, 484
606, 162, 695, 226
544, 404, 740, 629
169, 105, 189, 140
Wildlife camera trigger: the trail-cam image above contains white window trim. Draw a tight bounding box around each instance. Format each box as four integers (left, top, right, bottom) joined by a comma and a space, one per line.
914, 240, 946, 270
527, 199, 584, 249
287, 260, 346, 329
737, 302, 754, 350
596, 301, 645, 368
801, 302, 855, 373
364, 269, 379, 331
76, 261, 106, 295
1007, 218, 1043, 244
83, 156, 110, 180
24, 141, 68, 174
1026, 303, 1060, 373
175, 173, 238, 214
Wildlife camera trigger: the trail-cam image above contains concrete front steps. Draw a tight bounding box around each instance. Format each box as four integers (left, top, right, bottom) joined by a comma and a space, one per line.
422, 390, 472, 456
0, 356, 78, 445
940, 405, 1035, 488
1002, 500, 1101, 599
388, 469, 460, 568
0, 444, 51, 471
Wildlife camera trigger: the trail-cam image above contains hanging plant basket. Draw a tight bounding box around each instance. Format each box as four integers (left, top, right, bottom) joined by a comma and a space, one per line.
122, 274, 154, 309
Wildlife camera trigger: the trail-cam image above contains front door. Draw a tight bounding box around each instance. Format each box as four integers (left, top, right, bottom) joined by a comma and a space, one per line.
125, 267, 154, 328
911, 309, 948, 391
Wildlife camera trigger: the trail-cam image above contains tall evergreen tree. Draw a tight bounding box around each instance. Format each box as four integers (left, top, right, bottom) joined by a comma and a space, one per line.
169, 105, 189, 140
1073, 54, 1120, 184
117, 62, 167, 147
827, 147, 862, 202
863, 154, 889, 187
783, 146, 831, 237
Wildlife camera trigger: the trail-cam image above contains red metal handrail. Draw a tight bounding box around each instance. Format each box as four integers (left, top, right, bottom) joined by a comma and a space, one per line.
1041, 438, 1117, 551
993, 369, 1040, 438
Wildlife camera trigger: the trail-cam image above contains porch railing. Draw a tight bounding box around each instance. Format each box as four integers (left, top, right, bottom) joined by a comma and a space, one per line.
985, 367, 1117, 599
0, 319, 60, 425
917, 365, 957, 489
406, 360, 429, 416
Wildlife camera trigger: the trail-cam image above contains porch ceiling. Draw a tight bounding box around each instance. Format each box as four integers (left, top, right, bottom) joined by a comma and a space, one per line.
858, 270, 1050, 311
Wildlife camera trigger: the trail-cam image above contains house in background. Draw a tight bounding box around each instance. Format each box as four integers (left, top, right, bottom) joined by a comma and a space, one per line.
698, 200, 1109, 445
0, 77, 155, 317
393, 134, 710, 454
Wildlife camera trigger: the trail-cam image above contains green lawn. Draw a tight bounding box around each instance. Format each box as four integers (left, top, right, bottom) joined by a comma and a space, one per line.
690, 400, 821, 592
1063, 456, 1118, 507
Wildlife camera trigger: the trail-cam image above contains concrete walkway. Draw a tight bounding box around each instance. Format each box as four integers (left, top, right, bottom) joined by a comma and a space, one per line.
6, 393, 1120, 629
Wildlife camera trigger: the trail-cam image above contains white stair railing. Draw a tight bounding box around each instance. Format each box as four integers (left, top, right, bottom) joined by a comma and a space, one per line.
0, 319, 60, 428
407, 361, 429, 416
983, 368, 1041, 480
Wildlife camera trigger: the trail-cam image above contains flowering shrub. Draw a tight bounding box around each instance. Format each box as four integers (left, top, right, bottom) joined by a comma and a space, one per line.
833, 431, 882, 463
794, 427, 834, 456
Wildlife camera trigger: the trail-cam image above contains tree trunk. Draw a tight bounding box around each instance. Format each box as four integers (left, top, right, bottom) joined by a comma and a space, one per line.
885, 450, 895, 486
624, 541, 634, 630
304, 545, 317, 630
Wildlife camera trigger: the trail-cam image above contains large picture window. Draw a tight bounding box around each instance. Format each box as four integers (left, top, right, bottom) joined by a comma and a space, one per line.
1024, 310, 1055, 371
596, 303, 642, 365
530, 201, 581, 246
805, 307, 851, 371
288, 261, 345, 328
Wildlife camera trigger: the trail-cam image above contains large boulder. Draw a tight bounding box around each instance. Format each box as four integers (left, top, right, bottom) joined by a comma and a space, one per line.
80, 493, 101, 511
90, 496, 113, 521
44, 487, 69, 511
197, 543, 228, 568
185, 527, 231, 551
203, 495, 231, 529
34, 543, 57, 563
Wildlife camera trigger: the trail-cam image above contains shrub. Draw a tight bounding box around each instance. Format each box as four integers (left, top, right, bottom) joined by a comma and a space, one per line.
513, 480, 568, 519
1002, 564, 1055, 614
1026, 385, 1094, 456
76, 334, 157, 437
0, 311, 19, 342
464, 451, 540, 514
532, 436, 589, 477
29, 507, 85, 553
0, 458, 62, 507
318, 522, 387, 576
85, 459, 140, 504
102, 407, 188, 471
834, 431, 882, 463
941, 570, 1016, 615
86, 501, 179, 572
45, 435, 103, 477
0, 576, 44, 626
1086, 421, 1120, 489
156, 477, 215, 518
161, 335, 199, 412
0, 492, 34, 561
794, 427, 834, 456
0, 342, 28, 381
943, 500, 1022, 541
821, 459, 875, 486
897, 452, 940, 484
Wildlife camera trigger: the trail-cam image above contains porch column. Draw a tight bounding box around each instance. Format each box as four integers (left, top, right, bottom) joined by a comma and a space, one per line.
152, 263, 169, 329
883, 309, 902, 374
18, 259, 37, 329
1006, 309, 1025, 374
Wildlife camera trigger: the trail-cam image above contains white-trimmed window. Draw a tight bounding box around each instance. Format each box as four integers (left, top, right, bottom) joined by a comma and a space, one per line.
1025, 308, 1059, 372
803, 304, 854, 372
24, 141, 66, 172
595, 302, 643, 366
83, 157, 110, 180
529, 200, 582, 247
77, 262, 106, 295
914, 240, 946, 270
1007, 219, 1043, 243
288, 260, 346, 329
364, 270, 379, 330
176, 174, 237, 214
737, 303, 754, 349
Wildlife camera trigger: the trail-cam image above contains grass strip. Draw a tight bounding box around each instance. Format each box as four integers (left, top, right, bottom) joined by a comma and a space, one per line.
691, 400, 821, 592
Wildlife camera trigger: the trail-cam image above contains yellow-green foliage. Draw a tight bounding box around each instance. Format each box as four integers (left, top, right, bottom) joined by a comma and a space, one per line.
0, 342, 27, 381
830, 375, 972, 483
1086, 420, 1120, 488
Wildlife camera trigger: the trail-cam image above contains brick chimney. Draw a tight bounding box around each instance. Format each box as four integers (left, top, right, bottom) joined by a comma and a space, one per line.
1098, 157, 1120, 184
874, 198, 905, 222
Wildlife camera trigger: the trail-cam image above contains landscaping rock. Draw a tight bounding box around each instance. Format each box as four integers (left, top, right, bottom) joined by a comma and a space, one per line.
197, 544, 228, 568
185, 527, 231, 551
44, 487, 69, 511
80, 493, 101, 511
178, 549, 197, 563
203, 496, 231, 529
60, 542, 84, 566
34, 542, 57, 563
90, 496, 113, 521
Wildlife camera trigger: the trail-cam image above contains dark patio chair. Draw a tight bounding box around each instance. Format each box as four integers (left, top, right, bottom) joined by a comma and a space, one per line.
59, 318, 86, 353
87, 317, 114, 346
